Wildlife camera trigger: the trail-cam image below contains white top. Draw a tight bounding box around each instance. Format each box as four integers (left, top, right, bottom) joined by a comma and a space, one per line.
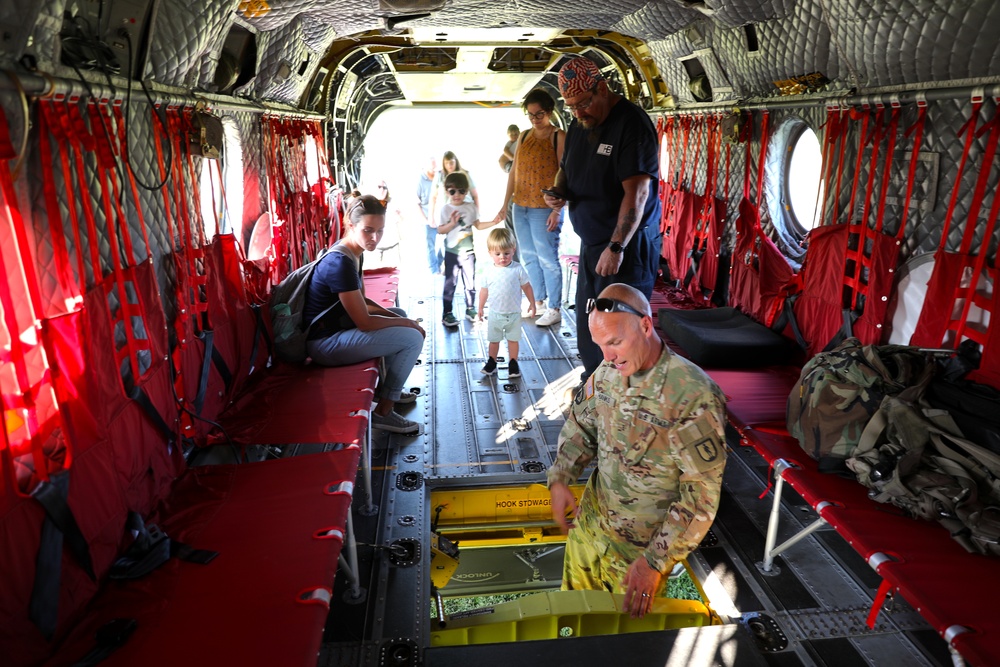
439, 202, 478, 249
481, 261, 530, 314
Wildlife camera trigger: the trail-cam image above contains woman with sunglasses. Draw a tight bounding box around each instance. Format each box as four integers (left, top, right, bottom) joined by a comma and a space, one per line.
429, 150, 480, 226
494, 88, 566, 328
303, 194, 426, 435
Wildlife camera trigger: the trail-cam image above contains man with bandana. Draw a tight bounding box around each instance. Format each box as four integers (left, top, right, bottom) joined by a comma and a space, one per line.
547, 284, 726, 618
543, 57, 662, 383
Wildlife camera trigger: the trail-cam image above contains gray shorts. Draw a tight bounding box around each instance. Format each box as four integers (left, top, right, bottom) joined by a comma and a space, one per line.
486, 311, 522, 342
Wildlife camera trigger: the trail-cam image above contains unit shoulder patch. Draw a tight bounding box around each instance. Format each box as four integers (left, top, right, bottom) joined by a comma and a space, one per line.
673, 412, 726, 473
575, 374, 596, 405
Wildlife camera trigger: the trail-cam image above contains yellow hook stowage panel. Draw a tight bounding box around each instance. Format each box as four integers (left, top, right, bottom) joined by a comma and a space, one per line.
430, 483, 585, 548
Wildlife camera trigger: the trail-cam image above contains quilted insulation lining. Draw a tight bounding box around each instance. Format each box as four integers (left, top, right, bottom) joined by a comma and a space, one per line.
9, 0, 1000, 108
148, 0, 242, 87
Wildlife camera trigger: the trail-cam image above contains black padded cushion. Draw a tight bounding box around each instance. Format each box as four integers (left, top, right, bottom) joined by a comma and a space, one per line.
657, 306, 796, 368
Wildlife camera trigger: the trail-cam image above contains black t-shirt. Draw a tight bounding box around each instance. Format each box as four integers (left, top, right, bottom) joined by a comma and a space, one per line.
303, 247, 362, 338
561, 98, 662, 246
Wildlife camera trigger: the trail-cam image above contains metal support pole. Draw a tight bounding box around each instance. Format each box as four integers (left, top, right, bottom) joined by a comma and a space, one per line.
761, 470, 786, 573
340, 510, 366, 603
767, 515, 828, 562
358, 409, 378, 516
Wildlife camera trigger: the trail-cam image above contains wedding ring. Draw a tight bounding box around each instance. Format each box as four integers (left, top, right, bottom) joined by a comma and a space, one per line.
641, 593, 649, 598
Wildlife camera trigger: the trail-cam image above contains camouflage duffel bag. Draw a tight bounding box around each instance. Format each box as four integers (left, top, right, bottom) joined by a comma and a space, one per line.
786, 337, 932, 473
847, 397, 1000, 557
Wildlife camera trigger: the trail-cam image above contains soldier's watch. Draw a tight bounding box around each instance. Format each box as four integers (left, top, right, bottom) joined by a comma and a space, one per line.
608, 241, 624, 254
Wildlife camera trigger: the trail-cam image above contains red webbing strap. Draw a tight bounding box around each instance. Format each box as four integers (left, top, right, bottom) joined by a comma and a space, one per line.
753, 111, 770, 214
845, 109, 871, 227
41, 102, 88, 289
695, 117, 719, 239
859, 107, 886, 230
113, 104, 153, 257
816, 107, 840, 229
866, 579, 893, 629
183, 113, 208, 251
688, 118, 706, 193
160, 108, 195, 434
167, 109, 207, 334
310, 119, 333, 250
36, 104, 81, 305
742, 114, 754, 201
896, 103, 927, 240
664, 116, 681, 189
957, 101, 1000, 256
873, 106, 901, 235
660, 116, 687, 237
939, 99, 984, 251
151, 106, 179, 251
675, 116, 693, 192
86, 102, 148, 385
830, 108, 851, 226
844, 108, 884, 305
180, 111, 209, 328
89, 104, 140, 265
62, 102, 105, 284
723, 140, 732, 217
952, 103, 1000, 343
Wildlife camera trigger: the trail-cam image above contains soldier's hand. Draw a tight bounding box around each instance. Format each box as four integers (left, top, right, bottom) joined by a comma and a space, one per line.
549, 482, 578, 535
595, 247, 624, 276
622, 557, 664, 619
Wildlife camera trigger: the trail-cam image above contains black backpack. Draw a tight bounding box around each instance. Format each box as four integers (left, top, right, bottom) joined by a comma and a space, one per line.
268, 246, 353, 363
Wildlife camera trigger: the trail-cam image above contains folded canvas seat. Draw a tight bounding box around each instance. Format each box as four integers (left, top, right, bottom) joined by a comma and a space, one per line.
658, 306, 796, 368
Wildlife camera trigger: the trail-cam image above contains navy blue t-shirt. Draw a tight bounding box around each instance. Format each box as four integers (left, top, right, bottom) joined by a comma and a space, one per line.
561, 98, 661, 246
303, 249, 362, 337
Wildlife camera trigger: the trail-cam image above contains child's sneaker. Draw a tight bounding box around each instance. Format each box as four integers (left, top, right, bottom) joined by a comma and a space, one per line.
372, 410, 420, 434
508, 359, 521, 378
442, 313, 459, 328
481, 357, 497, 375
465, 307, 477, 322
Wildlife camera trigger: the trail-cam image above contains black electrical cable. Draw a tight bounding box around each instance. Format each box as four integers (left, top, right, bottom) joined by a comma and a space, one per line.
122, 31, 170, 192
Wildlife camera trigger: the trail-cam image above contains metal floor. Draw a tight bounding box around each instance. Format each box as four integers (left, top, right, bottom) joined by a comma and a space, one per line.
318, 261, 953, 667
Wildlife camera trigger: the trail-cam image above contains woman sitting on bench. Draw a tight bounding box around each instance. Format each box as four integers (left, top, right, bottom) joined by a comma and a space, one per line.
304, 194, 426, 434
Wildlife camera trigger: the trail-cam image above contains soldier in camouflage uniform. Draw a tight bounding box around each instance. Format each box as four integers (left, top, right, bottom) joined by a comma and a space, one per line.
547, 284, 727, 618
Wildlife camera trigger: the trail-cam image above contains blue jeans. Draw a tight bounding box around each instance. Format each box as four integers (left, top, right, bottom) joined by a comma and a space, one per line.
306, 307, 423, 402
512, 204, 562, 306
426, 225, 442, 272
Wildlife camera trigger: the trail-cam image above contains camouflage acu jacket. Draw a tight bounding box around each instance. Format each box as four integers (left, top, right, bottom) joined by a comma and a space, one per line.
547, 346, 727, 573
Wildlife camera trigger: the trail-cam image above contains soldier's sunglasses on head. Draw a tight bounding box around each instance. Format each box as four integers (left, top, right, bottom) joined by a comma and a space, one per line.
585, 298, 646, 318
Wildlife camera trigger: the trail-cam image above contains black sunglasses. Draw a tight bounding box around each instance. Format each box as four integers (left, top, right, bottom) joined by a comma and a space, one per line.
585, 297, 647, 318
447, 188, 467, 195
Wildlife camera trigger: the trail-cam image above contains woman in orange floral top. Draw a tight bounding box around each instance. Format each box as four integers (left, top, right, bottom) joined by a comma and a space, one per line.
494, 88, 566, 327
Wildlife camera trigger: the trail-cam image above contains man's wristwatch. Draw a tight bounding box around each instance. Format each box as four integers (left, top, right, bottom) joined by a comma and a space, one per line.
608, 241, 625, 254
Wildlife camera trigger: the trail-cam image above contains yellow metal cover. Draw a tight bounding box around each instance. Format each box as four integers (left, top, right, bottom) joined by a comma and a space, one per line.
431, 590, 715, 646
431, 483, 584, 526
